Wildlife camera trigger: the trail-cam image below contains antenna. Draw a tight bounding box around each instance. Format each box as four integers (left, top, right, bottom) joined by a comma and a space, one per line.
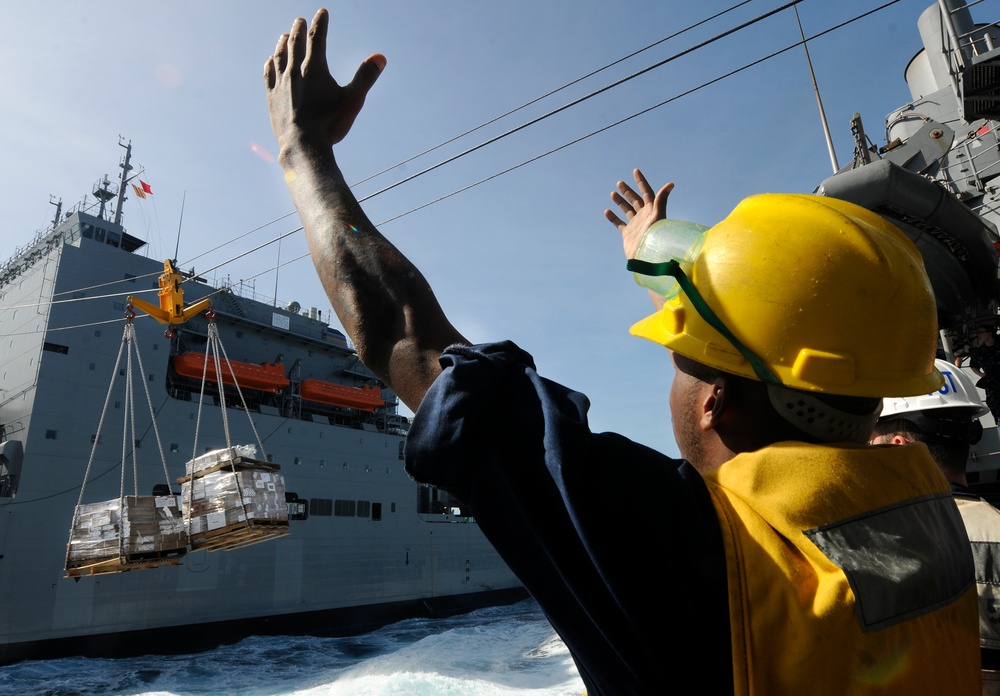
48, 196, 62, 232
794, 7, 839, 174
174, 191, 187, 262
113, 138, 134, 226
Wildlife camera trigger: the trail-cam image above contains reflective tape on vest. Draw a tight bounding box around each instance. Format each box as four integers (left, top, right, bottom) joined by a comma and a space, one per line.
804, 492, 973, 632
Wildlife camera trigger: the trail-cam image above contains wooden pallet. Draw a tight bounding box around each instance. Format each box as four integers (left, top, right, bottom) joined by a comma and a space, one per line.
65, 548, 186, 578
177, 455, 282, 484
189, 519, 289, 552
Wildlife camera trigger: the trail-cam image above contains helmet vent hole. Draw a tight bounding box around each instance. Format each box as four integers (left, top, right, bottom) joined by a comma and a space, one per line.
767, 384, 881, 444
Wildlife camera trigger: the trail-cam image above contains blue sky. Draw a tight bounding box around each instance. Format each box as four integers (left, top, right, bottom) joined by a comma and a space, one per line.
2, 0, 953, 456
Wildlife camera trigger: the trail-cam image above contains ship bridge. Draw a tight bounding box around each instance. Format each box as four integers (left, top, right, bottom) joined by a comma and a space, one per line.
59, 211, 146, 254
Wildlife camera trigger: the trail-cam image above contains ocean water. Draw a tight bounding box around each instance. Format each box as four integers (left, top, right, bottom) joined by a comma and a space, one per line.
0, 600, 585, 696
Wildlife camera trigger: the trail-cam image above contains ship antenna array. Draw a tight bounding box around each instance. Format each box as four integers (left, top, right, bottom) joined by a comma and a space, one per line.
113, 139, 134, 228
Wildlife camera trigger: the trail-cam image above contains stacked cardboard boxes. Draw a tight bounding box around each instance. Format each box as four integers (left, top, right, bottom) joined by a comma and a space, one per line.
179, 445, 289, 551
65, 495, 188, 576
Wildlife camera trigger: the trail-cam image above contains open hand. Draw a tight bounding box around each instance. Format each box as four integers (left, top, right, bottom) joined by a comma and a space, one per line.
605, 169, 673, 260
264, 9, 385, 157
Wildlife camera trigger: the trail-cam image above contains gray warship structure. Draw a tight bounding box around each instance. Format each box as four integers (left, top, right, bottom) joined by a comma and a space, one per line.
808, 0, 1000, 493
0, 143, 521, 664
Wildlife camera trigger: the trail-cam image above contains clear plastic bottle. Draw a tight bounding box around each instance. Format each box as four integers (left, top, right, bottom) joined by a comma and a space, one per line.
633, 218, 708, 299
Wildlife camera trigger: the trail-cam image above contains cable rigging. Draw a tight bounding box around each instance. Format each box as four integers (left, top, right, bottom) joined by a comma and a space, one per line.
190, 0, 906, 283
3, 287, 160, 313
349, 0, 758, 188
377, 0, 904, 225
175, 0, 784, 271
0, 288, 229, 338
355, 0, 807, 204
182, 210, 299, 268
51, 270, 164, 298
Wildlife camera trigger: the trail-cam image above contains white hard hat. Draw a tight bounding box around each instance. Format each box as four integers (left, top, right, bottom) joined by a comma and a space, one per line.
881, 359, 988, 418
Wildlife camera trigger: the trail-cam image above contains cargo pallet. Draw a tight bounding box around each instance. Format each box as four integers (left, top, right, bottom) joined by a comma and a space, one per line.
65, 548, 187, 578
189, 519, 290, 552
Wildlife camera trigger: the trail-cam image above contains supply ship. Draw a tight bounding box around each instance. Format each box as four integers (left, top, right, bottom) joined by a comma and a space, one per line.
0, 143, 521, 664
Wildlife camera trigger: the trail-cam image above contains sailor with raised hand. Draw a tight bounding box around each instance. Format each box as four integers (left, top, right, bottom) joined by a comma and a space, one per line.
263, 10, 463, 412
606, 172, 981, 693
265, 10, 980, 694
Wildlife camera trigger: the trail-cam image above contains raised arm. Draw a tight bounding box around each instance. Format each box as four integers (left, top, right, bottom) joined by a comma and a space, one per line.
264, 9, 466, 411
604, 169, 673, 310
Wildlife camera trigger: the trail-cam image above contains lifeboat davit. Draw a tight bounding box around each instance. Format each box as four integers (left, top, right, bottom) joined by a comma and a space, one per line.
173, 352, 290, 393
300, 379, 384, 412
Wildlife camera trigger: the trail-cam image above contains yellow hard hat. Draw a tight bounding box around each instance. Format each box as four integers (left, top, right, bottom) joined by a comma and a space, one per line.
629, 193, 942, 398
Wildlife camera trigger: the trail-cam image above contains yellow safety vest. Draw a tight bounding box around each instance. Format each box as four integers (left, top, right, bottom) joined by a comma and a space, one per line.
704, 441, 980, 695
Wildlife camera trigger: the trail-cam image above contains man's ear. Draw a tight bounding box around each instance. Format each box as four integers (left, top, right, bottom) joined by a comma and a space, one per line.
699, 378, 727, 431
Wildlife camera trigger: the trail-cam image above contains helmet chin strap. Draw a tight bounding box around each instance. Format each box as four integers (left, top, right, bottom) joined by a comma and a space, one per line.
628, 258, 781, 386
767, 384, 882, 444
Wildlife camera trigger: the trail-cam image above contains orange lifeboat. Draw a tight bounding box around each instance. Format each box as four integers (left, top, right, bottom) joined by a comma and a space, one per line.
300, 379, 384, 412
173, 352, 290, 393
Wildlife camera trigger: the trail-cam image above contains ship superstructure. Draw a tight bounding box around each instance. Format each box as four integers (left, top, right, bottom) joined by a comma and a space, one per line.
0, 143, 520, 664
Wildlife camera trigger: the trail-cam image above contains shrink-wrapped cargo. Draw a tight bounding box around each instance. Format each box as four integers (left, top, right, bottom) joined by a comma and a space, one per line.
179, 445, 289, 551
65, 495, 188, 577
185, 444, 259, 477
